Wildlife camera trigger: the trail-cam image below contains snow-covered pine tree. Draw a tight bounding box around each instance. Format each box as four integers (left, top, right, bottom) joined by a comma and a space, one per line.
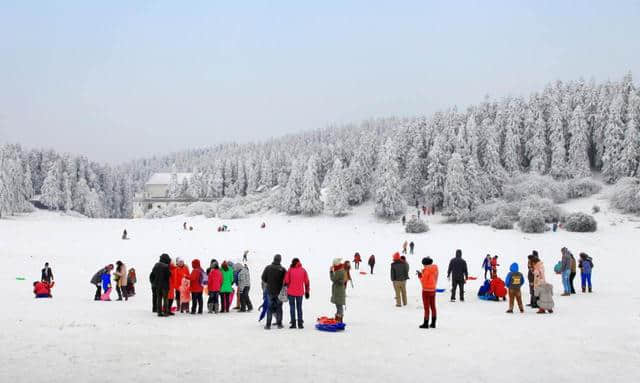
602, 93, 626, 183
549, 104, 568, 179
568, 105, 591, 178
502, 101, 522, 175
62, 172, 73, 211
424, 135, 448, 208
402, 147, 425, 202
617, 92, 640, 177
281, 159, 304, 214
480, 119, 505, 199
374, 139, 405, 218
40, 162, 61, 210
443, 152, 471, 220
299, 156, 323, 215
325, 159, 350, 216
528, 107, 548, 174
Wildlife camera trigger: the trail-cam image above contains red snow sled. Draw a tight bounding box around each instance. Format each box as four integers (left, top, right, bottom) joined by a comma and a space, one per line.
315, 316, 346, 332
467, 276, 478, 281
359, 271, 367, 275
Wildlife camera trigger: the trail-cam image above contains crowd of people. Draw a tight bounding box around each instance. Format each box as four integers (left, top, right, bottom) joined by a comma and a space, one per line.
89, 262, 137, 301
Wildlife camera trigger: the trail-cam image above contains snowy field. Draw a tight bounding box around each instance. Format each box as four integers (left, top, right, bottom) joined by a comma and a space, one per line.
1, 191, 639, 383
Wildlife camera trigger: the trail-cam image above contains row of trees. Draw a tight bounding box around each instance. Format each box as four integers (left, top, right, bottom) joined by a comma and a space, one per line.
2, 72, 639, 219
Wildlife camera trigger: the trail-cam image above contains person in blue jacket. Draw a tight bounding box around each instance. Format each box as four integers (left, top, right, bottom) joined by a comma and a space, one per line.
578, 253, 594, 293
101, 271, 112, 301
505, 262, 525, 313
481, 254, 492, 280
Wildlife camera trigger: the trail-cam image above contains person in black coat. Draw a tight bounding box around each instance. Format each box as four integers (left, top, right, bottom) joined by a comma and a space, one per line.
41, 262, 54, 283
261, 254, 286, 329
368, 254, 376, 274
149, 253, 172, 317
447, 249, 468, 302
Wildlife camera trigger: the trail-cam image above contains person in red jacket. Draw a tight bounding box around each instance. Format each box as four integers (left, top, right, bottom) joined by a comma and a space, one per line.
207, 260, 223, 313
283, 258, 310, 329
33, 281, 54, 298
173, 258, 190, 310
353, 252, 362, 270
491, 256, 500, 278
489, 275, 507, 301
189, 259, 205, 314
166, 263, 177, 315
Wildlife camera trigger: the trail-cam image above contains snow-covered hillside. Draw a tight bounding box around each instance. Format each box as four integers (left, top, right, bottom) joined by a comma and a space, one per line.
1, 190, 638, 382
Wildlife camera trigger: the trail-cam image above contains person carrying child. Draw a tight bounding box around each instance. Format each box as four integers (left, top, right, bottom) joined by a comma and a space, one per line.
505, 262, 525, 313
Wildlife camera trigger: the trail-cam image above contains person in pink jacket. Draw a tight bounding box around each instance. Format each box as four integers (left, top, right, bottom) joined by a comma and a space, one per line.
179, 276, 191, 313
283, 258, 310, 329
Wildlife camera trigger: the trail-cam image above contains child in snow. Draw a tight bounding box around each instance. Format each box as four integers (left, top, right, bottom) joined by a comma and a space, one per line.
33, 281, 54, 298
179, 276, 191, 313
126, 268, 137, 296
578, 253, 594, 293
417, 257, 438, 329
353, 252, 362, 270
489, 275, 507, 301
482, 254, 492, 280
491, 256, 500, 278
409, 241, 415, 255
122, 229, 128, 240
505, 262, 525, 313
368, 254, 376, 274
101, 271, 112, 301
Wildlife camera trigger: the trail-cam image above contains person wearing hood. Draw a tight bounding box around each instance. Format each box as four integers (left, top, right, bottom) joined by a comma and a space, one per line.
390, 252, 409, 307
90, 264, 114, 301
261, 254, 287, 329
207, 260, 222, 313
237, 263, 252, 312
505, 262, 525, 313
532, 256, 554, 313
284, 258, 310, 328
578, 252, 594, 293
353, 253, 362, 270
417, 257, 438, 329
330, 258, 347, 323
173, 257, 190, 310
149, 254, 171, 316
189, 259, 205, 314
220, 261, 234, 313
447, 249, 468, 302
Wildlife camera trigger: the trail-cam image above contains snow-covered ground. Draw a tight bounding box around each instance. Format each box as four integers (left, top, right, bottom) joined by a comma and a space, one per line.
1, 190, 639, 382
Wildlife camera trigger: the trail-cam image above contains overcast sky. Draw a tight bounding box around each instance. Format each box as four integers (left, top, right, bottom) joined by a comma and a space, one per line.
1, 1, 639, 163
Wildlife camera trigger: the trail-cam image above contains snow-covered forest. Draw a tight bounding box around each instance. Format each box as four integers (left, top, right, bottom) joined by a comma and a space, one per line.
1, 73, 639, 219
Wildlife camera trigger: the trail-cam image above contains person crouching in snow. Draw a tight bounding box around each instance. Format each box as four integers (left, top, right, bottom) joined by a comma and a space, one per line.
179, 275, 191, 313
284, 258, 310, 328
417, 257, 438, 329
532, 257, 554, 313
505, 263, 525, 313
489, 275, 507, 301
34, 281, 53, 298
90, 264, 114, 301
330, 258, 347, 323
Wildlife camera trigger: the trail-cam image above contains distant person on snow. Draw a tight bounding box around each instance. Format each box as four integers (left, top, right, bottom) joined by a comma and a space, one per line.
330, 258, 347, 323
578, 253, 594, 293
390, 252, 409, 307
505, 262, 525, 313
261, 222, 266, 229
243, 250, 249, 263
33, 281, 54, 298
122, 229, 128, 240
353, 252, 362, 270
261, 254, 287, 329
447, 249, 468, 302
41, 262, 54, 283
409, 241, 415, 255
422, 205, 427, 215
482, 254, 492, 280
284, 257, 310, 328
149, 253, 171, 316
368, 254, 376, 274
402, 216, 406, 226
183, 222, 187, 230
90, 264, 114, 301
402, 240, 408, 254
417, 256, 438, 329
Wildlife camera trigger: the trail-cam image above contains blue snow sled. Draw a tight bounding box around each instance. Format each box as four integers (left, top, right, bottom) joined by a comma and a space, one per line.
315, 322, 346, 332
436, 288, 446, 293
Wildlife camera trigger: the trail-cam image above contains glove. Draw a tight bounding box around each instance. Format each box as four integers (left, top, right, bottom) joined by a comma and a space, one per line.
304, 292, 310, 299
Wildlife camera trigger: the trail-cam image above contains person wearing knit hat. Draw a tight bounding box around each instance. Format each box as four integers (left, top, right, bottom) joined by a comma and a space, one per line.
417, 256, 438, 329
330, 259, 346, 323
391, 252, 409, 307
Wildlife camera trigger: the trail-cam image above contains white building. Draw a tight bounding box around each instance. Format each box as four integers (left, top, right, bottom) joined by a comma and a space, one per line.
133, 172, 196, 218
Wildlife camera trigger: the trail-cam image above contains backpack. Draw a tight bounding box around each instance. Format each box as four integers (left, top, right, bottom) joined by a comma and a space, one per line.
510, 273, 523, 287
278, 286, 288, 303
553, 262, 562, 274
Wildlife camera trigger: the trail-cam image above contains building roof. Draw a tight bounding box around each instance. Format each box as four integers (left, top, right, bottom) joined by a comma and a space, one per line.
146, 173, 193, 185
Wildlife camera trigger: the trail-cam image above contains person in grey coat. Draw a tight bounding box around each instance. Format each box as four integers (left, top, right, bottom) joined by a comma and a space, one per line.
534, 282, 554, 313
237, 264, 252, 312
560, 247, 572, 296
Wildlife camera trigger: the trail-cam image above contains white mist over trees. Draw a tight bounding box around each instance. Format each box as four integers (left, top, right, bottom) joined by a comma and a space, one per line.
1, 73, 639, 219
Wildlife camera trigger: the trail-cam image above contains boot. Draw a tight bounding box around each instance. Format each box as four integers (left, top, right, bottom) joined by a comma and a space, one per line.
582, 286, 586, 293
536, 308, 546, 314
207, 303, 213, 313
588, 287, 592, 293
276, 322, 284, 329
335, 314, 343, 323
289, 321, 297, 329
429, 317, 436, 328
297, 320, 304, 329
419, 318, 429, 329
